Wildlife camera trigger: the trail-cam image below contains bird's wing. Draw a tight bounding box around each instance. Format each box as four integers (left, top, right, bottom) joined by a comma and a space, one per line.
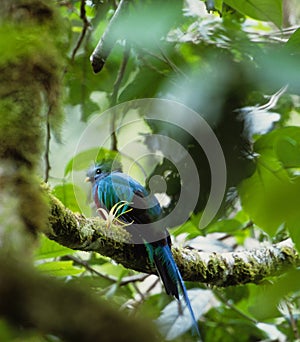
97, 172, 168, 244
97, 172, 161, 223
97, 172, 131, 211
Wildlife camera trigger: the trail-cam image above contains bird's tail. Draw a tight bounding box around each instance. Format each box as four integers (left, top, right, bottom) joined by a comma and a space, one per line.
146, 243, 201, 338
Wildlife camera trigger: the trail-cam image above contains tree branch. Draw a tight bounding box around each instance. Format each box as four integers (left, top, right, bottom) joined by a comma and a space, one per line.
46, 189, 300, 287
71, 0, 91, 62
90, 0, 131, 73
44, 105, 52, 182
110, 41, 131, 150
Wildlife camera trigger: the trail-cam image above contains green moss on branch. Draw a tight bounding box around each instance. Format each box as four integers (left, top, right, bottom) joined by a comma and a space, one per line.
45, 189, 299, 287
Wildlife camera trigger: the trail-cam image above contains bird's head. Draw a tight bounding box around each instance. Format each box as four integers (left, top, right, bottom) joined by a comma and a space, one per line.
85, 160, 122, 183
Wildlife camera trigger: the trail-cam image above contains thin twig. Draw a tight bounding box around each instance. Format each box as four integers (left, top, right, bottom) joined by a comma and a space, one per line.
44, 105, 52, 182
56, 0, 72, 6
286, 300, 300, 340
121, 274, 150, 286
111, 42, 131, 106
110, 42, 131, 151
145, 278, 160, 295
67, 254, 149, 286
132, 282, 146, 301
215, 290, 258, 324
158, 46, 188, 79
138, 55, 167, 77
57, 1, 72, 7
71, 0, 91, 62
136, 44, 187, 78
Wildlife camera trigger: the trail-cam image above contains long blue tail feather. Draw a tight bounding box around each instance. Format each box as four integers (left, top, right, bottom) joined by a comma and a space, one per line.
147, 243, 201, 338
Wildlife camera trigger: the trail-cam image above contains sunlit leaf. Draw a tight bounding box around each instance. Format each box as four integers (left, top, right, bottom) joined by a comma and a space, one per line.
138, 293, 171, 320
97, 262, 129, 279
224, 0, 282, 27
248, 269, 300, 320
170, 220, 201, 238
68, 275, 114, 290
35, 235, 75, 260
205, 219, 243, 234
36, 261, 84, 277
239, 128, 300, 247
205, 304, 268, 341
275, 135, 300, 168
52, 183, 85, 213
156, 289, 214, 340
64, 147, 118, 176
119, 67, 165, 102
285, 28, 300, 55
239, 160, 300, 236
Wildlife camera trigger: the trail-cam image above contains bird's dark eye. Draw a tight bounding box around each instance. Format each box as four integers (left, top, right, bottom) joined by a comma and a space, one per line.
96, 168, 102, 175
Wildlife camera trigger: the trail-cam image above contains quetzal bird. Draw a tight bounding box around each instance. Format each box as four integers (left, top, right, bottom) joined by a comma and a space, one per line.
86, 162, 200, 337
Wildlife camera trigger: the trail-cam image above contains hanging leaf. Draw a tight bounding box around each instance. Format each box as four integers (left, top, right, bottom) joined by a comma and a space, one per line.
239, 127, 300, 248
35, 235, 75, 260
224, 0, 282, 28
248, 269, 300, 320
275, 135, 300, 168
285, 28, 300, 55
64, 147, 118, 176
52, 183, 87, 213
36, 261, 84, 277
156, 289, 214, 340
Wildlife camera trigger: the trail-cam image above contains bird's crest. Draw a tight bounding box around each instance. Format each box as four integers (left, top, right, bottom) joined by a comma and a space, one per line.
94, 159, 122, 173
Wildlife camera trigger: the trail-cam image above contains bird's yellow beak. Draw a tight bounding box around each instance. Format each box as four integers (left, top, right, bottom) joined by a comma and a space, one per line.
85, 177, 91, 183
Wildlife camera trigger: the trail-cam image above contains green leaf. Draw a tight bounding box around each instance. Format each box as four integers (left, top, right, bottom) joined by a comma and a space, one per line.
214, 0, 224, 12
224, 0, 282, 27
137, 293, 170, 320
222, 286, 250, 304
65, 52, 116, 120
205, 304, 268, 341
64, 147, 118, 176
68, 275, 114, 291
275, 135, 300, 168
248, 269, 300, 320
156, 289, 213, 340
239, 127, 300, 243
205, 219, 243, 234
35, 235, 75, 260
97, 262, 129, 279
239, 159, 300, 236
119, 67, 165, 102
52, 183, 84, 213
170, 220, 201, 238
285, 28, 300, 55
36, 261, 84, 277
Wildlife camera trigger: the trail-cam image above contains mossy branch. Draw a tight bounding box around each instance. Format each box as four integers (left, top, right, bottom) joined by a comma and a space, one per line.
46, 190, 300, 287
